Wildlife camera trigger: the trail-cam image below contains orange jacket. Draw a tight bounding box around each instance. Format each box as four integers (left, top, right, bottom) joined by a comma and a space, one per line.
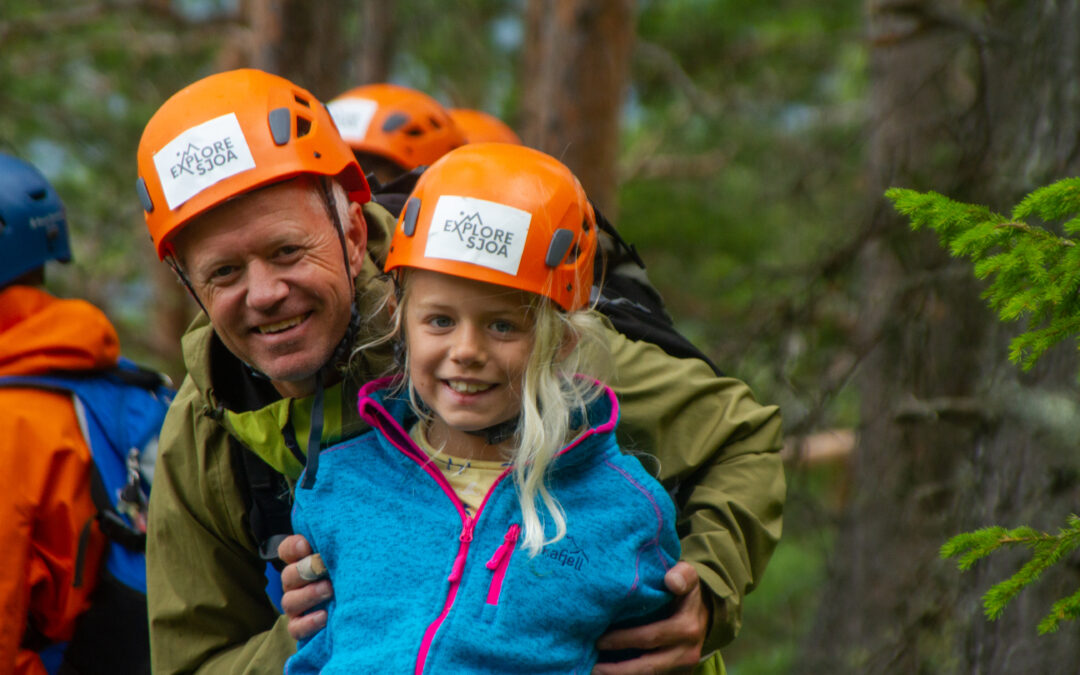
0, 285, 119, 675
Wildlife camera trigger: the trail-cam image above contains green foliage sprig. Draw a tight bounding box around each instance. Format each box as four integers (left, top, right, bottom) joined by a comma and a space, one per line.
939, 516, 1080, 634
888, 180, 1080, 371
887, 181, 1080, 634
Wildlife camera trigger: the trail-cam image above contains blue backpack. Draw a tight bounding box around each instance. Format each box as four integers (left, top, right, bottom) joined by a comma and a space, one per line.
0, 357, 173, 675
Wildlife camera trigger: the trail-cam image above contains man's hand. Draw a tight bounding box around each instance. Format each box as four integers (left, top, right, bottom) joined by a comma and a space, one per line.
592, 562, 709, 674
277, 534, 333, 641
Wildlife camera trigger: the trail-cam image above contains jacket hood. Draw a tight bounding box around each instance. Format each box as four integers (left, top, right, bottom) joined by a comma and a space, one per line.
0, 285, 119, 377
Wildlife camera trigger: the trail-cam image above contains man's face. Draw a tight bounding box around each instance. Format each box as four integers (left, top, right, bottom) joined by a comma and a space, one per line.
174, 178, 366, 398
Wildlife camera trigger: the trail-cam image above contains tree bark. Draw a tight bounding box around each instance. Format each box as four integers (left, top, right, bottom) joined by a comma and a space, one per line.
233, 0, 349, 99
804, 2, 1080, 672
520, 0, 635, 215
358, 0, 394, 84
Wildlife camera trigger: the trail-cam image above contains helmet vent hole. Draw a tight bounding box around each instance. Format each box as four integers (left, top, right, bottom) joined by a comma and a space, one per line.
294, 94, 311, 108
383, 113, 409, 133
30, 189, 47, 201
404, 126, 424, 137
296, 115, 312, 138
429, 116, 442, 129
565, 244, 581, 264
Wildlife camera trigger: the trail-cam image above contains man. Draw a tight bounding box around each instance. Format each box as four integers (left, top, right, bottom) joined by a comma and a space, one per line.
0, 153, 114, 674
138, 69, 784, 674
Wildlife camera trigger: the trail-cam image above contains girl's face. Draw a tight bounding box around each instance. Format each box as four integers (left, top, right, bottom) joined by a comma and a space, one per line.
403, 269, 535, 456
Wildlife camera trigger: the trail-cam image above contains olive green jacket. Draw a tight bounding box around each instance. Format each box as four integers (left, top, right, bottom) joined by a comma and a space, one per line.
146, 203, 785, 674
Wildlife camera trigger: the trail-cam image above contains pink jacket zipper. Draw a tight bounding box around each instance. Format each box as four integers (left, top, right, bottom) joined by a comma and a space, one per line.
484, 524, 521, 606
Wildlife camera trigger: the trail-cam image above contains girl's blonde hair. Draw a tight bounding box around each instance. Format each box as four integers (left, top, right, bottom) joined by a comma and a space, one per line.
352, 271, 611, 555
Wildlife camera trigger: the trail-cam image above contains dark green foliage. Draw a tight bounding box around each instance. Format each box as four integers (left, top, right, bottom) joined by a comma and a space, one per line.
889, 184, 1080, 634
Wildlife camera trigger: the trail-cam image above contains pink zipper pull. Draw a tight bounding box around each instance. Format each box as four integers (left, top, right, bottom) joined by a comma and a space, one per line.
486, 524, 521, 570
459, 516, 475, 543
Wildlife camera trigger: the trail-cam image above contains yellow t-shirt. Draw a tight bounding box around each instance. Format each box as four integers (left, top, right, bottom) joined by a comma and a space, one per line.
409, 422, 510, 516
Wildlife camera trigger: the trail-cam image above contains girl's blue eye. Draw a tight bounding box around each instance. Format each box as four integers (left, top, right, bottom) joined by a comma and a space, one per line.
491, 319, 515, 334
431, 316, 453, 328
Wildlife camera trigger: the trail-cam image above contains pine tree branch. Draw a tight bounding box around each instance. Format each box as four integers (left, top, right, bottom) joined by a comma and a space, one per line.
893, 181, 1080, 636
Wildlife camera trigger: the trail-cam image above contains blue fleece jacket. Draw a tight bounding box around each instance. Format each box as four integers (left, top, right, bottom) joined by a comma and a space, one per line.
286, 378, 680, 674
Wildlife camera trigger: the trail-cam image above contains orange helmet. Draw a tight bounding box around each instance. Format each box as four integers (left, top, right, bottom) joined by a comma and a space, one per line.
385, 143, 596, 311
136, 68, 369, 260
327, 84, 465, 171
448, 109, 522, 145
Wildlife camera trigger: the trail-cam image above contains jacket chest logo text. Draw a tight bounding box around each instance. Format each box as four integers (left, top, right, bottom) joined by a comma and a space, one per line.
541, 536, 590, 572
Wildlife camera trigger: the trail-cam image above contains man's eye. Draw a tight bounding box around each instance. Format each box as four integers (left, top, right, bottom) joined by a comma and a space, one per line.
209, 265, 238, 280
276, 245, 301, 258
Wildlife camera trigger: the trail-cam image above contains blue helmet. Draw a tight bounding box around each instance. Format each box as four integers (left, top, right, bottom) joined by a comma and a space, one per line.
0, 152, 72, 287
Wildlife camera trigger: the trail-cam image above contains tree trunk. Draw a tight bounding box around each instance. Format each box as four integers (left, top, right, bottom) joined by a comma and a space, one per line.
520, 0, 635, 215
358, 0, 394, 84
233, 0, 349, 99
804, 2, 1080, 672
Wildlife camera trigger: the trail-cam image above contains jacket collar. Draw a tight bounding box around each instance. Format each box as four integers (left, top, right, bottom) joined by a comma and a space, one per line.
356, 377, 621, 473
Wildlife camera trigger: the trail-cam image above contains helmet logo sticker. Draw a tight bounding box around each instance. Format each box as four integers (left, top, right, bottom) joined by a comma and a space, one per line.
152, 112, 256, 210
327, 97, 378, 142
424, 195, 531, 276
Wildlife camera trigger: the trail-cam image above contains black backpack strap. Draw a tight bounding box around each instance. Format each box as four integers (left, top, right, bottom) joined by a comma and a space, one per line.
593, 202, 648, 272
230, 436, 294, 570
594, 278, 723, 376
589, 203, 724, 376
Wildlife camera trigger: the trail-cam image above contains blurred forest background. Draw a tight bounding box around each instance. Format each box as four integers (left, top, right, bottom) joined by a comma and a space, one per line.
4, 1, 1080, 673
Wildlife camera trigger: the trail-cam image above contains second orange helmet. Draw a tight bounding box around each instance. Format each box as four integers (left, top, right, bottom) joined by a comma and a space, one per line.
327, 84, 465, 171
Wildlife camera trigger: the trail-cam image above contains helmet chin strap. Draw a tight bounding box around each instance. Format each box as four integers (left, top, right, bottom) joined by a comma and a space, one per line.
320, 176, 353, 285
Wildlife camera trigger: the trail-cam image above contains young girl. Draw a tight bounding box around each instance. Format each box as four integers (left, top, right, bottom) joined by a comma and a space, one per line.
286, 143, 680, 674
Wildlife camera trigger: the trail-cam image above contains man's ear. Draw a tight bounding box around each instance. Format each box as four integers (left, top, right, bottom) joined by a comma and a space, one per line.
345, 201, 368, 274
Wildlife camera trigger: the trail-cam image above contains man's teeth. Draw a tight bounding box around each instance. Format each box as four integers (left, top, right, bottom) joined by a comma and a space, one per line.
257, 316, 305, 334
447, 380, 494, 394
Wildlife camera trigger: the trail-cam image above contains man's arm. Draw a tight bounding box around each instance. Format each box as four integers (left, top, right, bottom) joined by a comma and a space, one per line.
147, 378, 295, 674
278, 325, 784, 669
606, 327, 785, 652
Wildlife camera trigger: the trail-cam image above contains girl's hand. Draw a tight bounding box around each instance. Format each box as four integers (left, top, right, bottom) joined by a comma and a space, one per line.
592, 562, 709, 674
278, 534, 333, 640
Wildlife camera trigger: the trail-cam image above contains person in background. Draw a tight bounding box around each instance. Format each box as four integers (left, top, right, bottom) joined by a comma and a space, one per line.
0, 153, 159, 675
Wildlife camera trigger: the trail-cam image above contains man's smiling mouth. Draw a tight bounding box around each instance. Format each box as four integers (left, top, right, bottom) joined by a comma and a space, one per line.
255, 313, 310, 334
